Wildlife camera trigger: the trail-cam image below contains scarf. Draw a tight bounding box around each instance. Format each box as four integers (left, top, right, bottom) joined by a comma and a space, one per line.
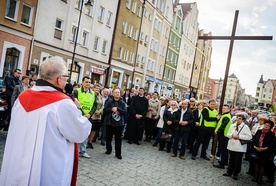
258, 128, 269, 147
168, 108, 178, 114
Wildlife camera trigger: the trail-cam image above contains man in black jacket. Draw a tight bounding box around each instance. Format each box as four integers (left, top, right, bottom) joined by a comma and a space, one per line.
128, 87, 149, 145
104, 88, 127, 159
171, 100, 195, 160
4, 69, 22, 128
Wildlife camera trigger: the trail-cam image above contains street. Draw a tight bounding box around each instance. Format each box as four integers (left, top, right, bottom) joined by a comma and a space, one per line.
0, 131, 258, 186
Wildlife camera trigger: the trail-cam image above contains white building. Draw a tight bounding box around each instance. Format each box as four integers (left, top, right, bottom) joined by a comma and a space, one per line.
175, 2, 198, 98
31, 0, 118, 84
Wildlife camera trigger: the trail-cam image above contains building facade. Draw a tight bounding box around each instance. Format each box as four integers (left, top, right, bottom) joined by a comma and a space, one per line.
255, 75, 276, 109
31, 0, 117, 85
1, 0, 38, 80
175, 2, 198, 99
133, 0, 173, 93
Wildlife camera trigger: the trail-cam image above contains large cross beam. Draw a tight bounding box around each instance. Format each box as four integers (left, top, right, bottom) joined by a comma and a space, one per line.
198, 10, 273, 163
199, 10, 273, 113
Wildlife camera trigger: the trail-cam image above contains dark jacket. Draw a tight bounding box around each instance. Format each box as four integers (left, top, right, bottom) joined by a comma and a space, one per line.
103, 97, 127, 126
175, 108, 195, 132
129, 95, 148, 118
5, 75, 21, 97
163, 109, 178, 133
253, 130, 275, 152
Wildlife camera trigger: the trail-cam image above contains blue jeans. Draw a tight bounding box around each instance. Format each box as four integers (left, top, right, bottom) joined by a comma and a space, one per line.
79, 138, 88, 155
173, 130, 189, 156
154, 127, 163, 145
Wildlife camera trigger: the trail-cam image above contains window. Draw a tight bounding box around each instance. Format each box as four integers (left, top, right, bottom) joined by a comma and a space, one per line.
122, 21, 127, 34
54, 19, 63, 39
81, 31, 89, 47
151, 61, 155, 71
84, 0, 94, 16
75, 0, 81, 10
5, 0, 19, 20
98, 6, 105, 22
133, 29, 138, 40
124, 50, 129, 62
128, 25, 133, 37
162, 47, 166, 57
132, 1, 137, 13
147, 60, 152, 71
71, 26, 77, 42
145, 35, 149, 43
126, 0, 131, 9
102, 40, 107, 54
140, 32, 144, 40
130, 52, 135, 63
148, 14, 152, 21
118, 47, 123, 59
137, 54, 141, 62
137, 6, 142, 17
106, 11, 112, 27
21, 4, 33, 26
93, 36, 100, 51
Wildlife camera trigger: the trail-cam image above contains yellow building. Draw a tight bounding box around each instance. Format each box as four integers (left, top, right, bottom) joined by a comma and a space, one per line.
107, 0, 142, 90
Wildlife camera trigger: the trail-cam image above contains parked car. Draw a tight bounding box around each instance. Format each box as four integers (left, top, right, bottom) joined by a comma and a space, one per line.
0, 92, 8, 130
0, 79, 3, 92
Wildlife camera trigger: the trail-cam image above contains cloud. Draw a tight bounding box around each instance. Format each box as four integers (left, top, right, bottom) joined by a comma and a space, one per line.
179, 0, 276, 96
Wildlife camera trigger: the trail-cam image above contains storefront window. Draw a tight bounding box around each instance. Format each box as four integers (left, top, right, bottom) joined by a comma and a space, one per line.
4, 47, 19, 78
111, 71, 120, 89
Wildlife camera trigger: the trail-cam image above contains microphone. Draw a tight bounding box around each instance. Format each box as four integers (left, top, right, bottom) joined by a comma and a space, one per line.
65, 83, 74, 101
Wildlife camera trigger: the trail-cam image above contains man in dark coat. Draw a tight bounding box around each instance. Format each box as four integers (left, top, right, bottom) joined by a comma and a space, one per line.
171, 100, 195, 160
128, 87, 149, 145
104, 88, 127, 159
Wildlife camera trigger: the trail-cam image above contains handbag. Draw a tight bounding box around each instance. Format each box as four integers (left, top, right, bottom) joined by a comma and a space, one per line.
237, 125, 251, 145
160, 132, 172, 142
239, 139, 251, 145
250, 152, 258, 161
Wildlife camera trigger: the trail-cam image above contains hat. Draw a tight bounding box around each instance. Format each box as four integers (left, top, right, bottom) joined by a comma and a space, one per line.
265, 120, 274, 128
112, 112, 121, 121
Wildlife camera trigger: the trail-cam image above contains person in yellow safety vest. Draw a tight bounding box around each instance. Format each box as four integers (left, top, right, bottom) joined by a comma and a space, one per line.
191, 99, 219, 160
74, 76, 97, 159
213, 104, 232, 169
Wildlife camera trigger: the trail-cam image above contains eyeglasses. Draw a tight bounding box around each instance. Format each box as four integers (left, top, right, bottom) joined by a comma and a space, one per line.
57, 75, 69, 80
60, 75, 69, 78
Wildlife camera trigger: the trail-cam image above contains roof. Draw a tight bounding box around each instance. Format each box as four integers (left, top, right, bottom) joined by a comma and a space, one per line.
258, 75, 264, 83
229, 73, 237, 78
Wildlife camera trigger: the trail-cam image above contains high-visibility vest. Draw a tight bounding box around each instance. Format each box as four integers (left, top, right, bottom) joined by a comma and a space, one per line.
215, 112, 232, 136
77, 88, 95, 115
199, 107, 218, 128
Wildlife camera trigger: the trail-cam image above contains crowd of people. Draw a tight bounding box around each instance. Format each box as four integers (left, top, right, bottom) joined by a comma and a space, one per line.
0, 56, 275, 185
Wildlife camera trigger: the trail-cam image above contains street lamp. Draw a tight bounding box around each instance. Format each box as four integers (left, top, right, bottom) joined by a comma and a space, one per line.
69, 0, 92, 83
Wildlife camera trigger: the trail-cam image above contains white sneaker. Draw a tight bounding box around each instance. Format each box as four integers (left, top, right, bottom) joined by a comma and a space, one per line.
81, 153, 90, 159
215, 156, 221, 160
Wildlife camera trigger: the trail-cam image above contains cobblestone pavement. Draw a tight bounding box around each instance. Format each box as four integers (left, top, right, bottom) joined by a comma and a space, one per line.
0, 131, 270, 186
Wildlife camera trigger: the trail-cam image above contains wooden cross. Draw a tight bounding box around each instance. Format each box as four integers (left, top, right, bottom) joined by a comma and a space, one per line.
198, 10, 273, 163
198, 10, 273, 113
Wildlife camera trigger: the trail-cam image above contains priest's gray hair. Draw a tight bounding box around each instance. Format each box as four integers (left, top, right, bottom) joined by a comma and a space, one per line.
39, 56, 67, 80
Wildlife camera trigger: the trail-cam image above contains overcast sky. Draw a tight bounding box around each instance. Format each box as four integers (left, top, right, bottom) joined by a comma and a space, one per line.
179, 0, 276, 96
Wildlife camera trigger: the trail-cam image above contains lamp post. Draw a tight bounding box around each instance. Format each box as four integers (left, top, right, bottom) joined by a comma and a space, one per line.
69, 0, 92, 83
